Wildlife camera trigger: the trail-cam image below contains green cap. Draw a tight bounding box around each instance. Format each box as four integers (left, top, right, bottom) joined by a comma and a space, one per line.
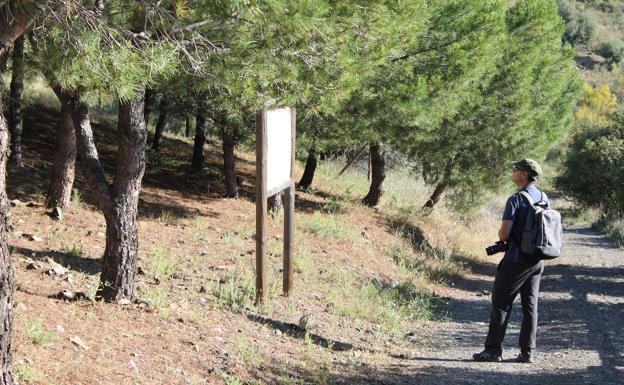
512, 158, 542, 178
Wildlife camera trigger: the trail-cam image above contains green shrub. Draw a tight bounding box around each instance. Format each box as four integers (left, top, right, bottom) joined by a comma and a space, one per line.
597, 38, 624, 64
557, 109, 624, 212
557, 0, 596, 46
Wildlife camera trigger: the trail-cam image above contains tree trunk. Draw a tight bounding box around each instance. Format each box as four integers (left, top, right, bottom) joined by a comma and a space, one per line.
190, 113, 206, 172
8, 36, 24, 167
46, 93, 76, 211
143, 88, 154, 127
298, 147, 317, 190
423, 159, 454, 209
0, 4, 43, 382
0, 4, 37, 57
0, 51, 9, 73
221, 126, 238, 198
151, 99, 167, 152
59, 86, 146, 302
0, 112, 14, 385
362, 143, 385, 207
185, 114, 192, 137
97, 93, 147, 301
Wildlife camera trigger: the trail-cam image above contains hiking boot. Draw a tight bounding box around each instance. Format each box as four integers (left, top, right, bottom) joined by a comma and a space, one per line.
472, 350, 502, 362
514, 353, 534, 364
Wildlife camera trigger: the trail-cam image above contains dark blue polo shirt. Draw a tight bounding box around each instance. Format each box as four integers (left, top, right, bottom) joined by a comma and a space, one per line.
502, 185, 547, 264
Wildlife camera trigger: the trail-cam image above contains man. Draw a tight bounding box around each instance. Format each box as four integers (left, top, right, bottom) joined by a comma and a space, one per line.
473, 159, 547, 364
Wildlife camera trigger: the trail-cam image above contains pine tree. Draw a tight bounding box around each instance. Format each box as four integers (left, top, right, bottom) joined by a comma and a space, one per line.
408, 0, 581, 209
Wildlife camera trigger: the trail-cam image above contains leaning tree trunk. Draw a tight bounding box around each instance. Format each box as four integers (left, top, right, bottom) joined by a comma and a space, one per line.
298, 147, 317, 190
151, 99, 167, 152
423, 159, 454, 209
221, 126, 238, 198
8, 36, 24, 167
190, 113, 206, 172
0, 3, 43, 382
65, 88, 146, 302
46, 91, 76, 211
98, 93, 147, 301
362, 143, 385, 207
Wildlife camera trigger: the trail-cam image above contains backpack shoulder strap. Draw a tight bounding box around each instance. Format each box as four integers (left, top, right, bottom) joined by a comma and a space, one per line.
518, 190, 536, 207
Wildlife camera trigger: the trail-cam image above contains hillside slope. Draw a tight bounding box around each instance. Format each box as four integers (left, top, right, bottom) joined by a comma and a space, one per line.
7, 102, 500, 384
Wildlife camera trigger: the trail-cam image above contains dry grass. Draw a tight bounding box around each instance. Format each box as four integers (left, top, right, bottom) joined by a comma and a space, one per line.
7, 98, 503, 384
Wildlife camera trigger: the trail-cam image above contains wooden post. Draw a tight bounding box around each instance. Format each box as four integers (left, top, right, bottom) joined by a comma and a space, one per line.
283, 107, 296, 296
255, 111, 268, 304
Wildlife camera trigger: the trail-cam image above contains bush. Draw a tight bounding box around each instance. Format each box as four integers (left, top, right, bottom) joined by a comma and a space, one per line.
558, 0, 597, 46
557, 109, 624, 212
597, 38, 624, 64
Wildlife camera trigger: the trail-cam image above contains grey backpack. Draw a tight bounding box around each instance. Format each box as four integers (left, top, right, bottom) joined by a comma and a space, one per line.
518, 191, 562, 260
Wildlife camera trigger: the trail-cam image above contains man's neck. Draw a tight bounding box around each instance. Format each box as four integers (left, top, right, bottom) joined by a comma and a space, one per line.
517, 181, 535, 190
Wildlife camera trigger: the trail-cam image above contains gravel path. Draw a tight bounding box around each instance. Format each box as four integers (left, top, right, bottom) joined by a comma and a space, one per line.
355, 225, 624, 384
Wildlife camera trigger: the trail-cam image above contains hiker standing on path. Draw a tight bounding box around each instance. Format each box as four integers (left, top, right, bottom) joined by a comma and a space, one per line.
473, 159, 548, 364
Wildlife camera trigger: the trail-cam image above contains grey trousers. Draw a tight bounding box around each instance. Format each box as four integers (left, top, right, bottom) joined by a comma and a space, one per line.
484, 259, 544, 356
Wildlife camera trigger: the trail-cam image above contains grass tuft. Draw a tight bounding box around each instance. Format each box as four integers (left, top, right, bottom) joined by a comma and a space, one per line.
144, 245, 180, 281
25, 318, 55, 345
212, 270, 255, 312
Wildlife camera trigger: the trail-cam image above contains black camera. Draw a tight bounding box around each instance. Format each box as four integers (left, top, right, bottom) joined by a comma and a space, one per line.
485, 241, 507, 256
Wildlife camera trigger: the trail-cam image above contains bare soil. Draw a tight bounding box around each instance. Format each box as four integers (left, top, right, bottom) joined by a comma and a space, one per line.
6, 106, 624, 384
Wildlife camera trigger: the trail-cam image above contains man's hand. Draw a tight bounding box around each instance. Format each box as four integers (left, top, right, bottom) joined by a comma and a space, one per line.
498, 220, 513, 242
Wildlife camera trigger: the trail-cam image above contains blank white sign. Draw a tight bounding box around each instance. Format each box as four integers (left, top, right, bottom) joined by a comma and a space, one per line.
266, 108, 292, 193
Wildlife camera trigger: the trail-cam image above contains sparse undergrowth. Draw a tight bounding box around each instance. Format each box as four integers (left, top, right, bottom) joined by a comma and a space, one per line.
8, 99, 503, 385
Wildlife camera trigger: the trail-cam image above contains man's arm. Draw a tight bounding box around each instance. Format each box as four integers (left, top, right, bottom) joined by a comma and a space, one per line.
498, 220, 513, 242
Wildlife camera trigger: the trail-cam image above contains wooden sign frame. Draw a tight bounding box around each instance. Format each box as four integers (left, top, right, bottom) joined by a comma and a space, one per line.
255, 107, 296, 303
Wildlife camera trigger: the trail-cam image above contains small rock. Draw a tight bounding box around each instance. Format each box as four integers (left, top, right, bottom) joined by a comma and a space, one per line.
198, 286, 206, 293
13, 231, 23, 238
481, 290, 490, 295
69, 336, 89, 350
57, 290, 76, 301
26, 202, 38, 208
199, 297, 207, 306
9, 199, 22, 207
14, 302, 27, 313
56, 325, 65, 334
26, 262, 43, 270
86, 230, 94, 236
56, 290, 87, 302
64, 274, 74, 284
46, 258, 68, 275
128, 360, 137, 370
117, 299, 132, 306
274, 329, 282, 336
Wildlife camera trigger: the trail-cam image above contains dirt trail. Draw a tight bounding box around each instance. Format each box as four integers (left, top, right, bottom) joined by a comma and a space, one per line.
355, 225, 624, 385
